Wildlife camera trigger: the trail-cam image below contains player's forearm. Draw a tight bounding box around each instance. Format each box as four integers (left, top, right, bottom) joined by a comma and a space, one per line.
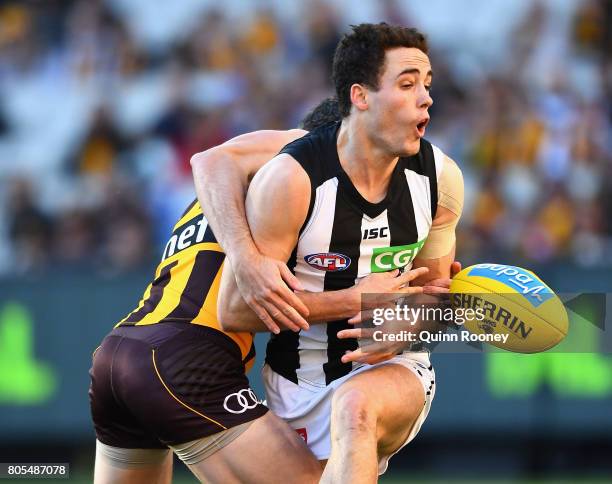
412, 247, 455, 286
298, 288, 360, 323
191, 150, 258, 262
219, 285, 360, 332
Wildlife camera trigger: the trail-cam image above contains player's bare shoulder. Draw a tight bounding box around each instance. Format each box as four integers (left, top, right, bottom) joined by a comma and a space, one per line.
249, 153, 311, 206
249, 126, 324, 197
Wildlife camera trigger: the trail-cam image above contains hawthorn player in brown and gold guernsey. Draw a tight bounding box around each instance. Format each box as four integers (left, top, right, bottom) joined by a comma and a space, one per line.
89, 199, 272, 478
89, 200, 322, 484
117, 199, 255, 369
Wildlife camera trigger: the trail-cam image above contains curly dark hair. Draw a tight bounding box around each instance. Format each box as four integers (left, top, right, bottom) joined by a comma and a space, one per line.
332, 23, 429, 117
299, 97, 341, 130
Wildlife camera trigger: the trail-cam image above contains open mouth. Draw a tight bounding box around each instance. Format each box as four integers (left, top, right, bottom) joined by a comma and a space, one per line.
416, 117, 429, 136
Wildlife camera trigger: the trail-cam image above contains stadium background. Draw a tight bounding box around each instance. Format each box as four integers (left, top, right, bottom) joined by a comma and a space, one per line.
0, 0, 610, 482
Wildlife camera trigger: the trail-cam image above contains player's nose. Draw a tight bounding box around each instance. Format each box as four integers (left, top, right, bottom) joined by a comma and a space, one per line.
418, 85, 433, 109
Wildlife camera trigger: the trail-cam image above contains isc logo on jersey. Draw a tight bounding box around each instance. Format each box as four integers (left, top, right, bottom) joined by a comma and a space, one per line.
305, 253, 351, 271
370, 239, 425, 273
363, 227, 389, 240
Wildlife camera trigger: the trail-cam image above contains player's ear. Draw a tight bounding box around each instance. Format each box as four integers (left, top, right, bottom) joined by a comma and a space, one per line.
350, 84, 368, 112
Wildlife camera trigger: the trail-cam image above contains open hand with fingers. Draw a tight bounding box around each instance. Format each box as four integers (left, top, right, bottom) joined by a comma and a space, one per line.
338, 307, 419, 365
337, 266, 429, 364
339, 261, 462, 365
346, 266, 428, 325
233, 251, 310, 334
352, 266, 429, 308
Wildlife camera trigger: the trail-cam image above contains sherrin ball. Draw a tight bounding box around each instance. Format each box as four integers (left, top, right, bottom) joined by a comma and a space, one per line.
449, 263, 568, 353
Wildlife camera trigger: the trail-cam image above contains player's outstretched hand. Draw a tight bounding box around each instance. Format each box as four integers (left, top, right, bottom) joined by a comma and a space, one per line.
233, 252, 310, 334
421, 260, 462, 295
341, 262, 464, 357
355, 267, 428, 303
346, 267, 428, 324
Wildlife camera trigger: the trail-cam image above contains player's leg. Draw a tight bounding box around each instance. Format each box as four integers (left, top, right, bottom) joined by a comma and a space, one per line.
175, 411, 321, 483
320, 362, 429, 484
126, 322, 320, 482
91, 323, 321, 483
93, 441, 173, 484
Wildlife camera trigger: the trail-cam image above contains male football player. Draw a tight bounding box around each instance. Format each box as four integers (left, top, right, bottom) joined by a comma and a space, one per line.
213, 23, 464, 483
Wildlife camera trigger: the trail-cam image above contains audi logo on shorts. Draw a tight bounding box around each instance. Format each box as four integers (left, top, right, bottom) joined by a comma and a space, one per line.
223, 388, 260, 414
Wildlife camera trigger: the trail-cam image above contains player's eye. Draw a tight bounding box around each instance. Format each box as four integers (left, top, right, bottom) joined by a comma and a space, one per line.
425, 85, 432, 92
401, 84, 413, 89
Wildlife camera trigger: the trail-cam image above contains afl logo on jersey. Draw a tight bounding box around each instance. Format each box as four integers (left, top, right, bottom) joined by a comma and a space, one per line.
305, 253, 351, 272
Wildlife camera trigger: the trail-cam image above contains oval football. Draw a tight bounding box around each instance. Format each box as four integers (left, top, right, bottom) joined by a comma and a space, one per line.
449, 263, 568, 353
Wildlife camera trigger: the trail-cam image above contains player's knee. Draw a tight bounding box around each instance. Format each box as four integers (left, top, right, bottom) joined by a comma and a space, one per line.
331, 387, 374, 435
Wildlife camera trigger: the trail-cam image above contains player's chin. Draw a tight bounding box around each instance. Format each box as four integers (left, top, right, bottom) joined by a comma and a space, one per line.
400, 138, 421, 156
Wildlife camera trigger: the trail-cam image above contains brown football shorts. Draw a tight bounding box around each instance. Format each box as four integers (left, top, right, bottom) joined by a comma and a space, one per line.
89, 322, 267, 449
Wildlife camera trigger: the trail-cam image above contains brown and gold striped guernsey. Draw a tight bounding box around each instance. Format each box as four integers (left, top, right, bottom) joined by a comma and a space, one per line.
116, 199, 255, 369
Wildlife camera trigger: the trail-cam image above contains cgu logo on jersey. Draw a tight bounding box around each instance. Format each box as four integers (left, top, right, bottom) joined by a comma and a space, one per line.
370, 239, 425, 273
162, 214, 212, 261
305, 253, 351, 272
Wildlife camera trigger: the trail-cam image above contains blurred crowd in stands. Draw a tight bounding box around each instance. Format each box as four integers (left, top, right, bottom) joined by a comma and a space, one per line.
0, 0, 610, 275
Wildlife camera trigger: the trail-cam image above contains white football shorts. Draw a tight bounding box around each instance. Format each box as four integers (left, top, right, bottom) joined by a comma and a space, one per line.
262, 352, 435, 475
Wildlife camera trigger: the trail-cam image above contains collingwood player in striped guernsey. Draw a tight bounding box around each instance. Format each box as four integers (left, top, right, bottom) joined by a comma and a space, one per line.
216, 24, 464, 482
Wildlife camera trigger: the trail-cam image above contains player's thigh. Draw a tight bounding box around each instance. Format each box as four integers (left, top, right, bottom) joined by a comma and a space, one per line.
188, 412, 321, 484
333, 363, 425, 454
93, 441, 173, 484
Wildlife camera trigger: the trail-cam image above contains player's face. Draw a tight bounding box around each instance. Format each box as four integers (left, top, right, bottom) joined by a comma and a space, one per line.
365, 47, 433, 156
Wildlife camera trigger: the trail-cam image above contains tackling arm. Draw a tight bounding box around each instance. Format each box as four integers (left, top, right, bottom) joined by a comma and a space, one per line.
216, 154, 359, 332
190, 129, 313, 331
190, 129, 306, 263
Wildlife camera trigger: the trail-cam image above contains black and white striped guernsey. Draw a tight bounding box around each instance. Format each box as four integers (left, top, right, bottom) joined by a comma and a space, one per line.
265, 121, 446, 387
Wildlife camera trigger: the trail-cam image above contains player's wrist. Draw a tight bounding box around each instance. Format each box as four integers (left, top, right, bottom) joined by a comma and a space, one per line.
224, 237, 259, 269
345, 286, 363, 315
